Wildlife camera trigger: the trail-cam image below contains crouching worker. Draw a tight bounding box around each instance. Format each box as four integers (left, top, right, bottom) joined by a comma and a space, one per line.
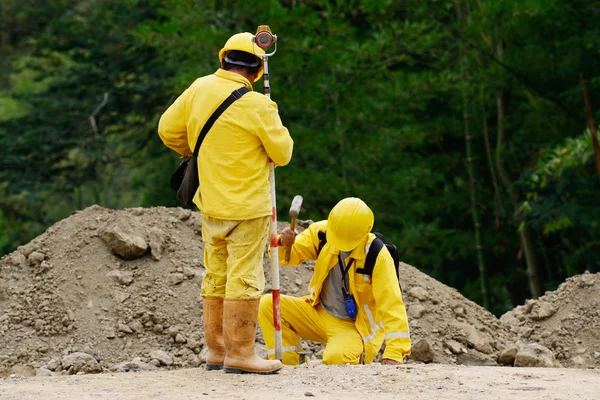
258, 197, 411, 365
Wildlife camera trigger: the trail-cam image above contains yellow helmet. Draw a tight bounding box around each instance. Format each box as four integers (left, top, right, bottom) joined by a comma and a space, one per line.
218, 32, 265, 82
327, 198, 374, 252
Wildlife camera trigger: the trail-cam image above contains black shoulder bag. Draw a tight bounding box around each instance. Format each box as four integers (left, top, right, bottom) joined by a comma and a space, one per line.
170, 86, 250, 206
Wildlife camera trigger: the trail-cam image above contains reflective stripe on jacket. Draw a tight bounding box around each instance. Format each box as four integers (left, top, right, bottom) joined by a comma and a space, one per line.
279, 221, 411, 363
158, 69, 293, 219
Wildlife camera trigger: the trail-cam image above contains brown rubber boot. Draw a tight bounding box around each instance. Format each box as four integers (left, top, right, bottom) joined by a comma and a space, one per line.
202, 297, 226, 370
223, 298, 283, 374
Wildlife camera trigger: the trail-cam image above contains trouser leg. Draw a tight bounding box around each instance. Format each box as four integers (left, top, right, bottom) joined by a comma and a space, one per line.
318, 307, 364, 365
258, 294, 327, 365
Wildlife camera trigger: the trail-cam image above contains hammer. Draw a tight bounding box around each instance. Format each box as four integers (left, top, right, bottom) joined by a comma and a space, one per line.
285, 195, 303, 262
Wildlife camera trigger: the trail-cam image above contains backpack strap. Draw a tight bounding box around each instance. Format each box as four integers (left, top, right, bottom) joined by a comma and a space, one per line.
317, 230, 327, 256
356, 237, 384, 276
191, 86, 250, 157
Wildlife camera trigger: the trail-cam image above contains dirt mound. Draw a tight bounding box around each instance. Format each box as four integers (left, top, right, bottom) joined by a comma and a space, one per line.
500, 272, 600, 368
1, 206, 517, 375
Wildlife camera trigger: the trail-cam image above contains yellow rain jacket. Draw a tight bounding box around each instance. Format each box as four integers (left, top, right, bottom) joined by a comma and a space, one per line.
281, 220, 412, 363
158, 69, 293, 219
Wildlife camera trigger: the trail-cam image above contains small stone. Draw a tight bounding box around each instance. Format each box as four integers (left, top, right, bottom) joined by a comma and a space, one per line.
28, 251, 45, 267
36, 367, 56, 377
183, 268, 196, 279
570, 356, 585, 367
498, 345, 518, 366
46, 359, 60, 371
100, 219, 148, 259
580, 274, 595, 287
408, 304, 426, 319
109, 360, 157, 373
40, 261, 53, 272
129, 320, 144, 333
106, 270, 134, 286
304, 392, 315, 397
149, 359, 161, 367
168, 273, 185, 286
149, 350, 173, 366
148, 227, 165, 261
118, 323, 133, 334
593, 351, 600, 359
514, 343, 558, 368
453, 307, 466, 317
521, 327, 534, 339
175, 333, 187, 344
444, 340, 463, 355
533, 303, 556, 320
409, 338, 434, 363
61, 352, 102, 374
408, 287, 429, 301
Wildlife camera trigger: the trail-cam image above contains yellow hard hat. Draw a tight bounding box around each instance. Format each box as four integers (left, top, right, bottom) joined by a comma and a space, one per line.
327, 198, 374, 252
218, 32, 265, 82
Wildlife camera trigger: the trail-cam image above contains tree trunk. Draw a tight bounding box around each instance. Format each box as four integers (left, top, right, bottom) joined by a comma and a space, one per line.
479, 93, 505, 228
459, 2, 489, 308
494, 42, 543, 298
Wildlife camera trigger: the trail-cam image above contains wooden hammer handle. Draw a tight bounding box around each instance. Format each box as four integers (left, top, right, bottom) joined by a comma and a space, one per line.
284, 217, 297, 262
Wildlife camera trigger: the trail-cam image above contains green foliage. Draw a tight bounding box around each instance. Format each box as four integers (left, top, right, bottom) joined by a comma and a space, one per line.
521, 131, 600, 282
1, 0, 600, 316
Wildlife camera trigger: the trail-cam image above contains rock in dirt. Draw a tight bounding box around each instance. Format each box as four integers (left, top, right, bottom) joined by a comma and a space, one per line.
4, 204, 593, 373
148, 227, 166, 261
110, 358, 158, 373
514, 343, 558, 368
497, 345, 518, 366
410, 338, 434, 363
36, 367, 56, 377
149, 350, 173, 366
100, 217, 148, 259
62, 352, 103, 374
106, 270, 134, 285
46, 358, 60, 371
532, 302, 556, 320
501, 271, 600, 368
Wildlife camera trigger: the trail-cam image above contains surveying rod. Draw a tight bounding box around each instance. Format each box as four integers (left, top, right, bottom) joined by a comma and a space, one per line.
252, 25, 283, 361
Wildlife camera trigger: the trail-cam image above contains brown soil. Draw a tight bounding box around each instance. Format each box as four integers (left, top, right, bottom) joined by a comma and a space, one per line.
500, 272, 600, 368
2, 363, 600, 400
0, 205, 598, 379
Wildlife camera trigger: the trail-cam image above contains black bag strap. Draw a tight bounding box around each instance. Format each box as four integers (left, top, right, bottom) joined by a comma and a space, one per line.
192, 86, 250, 157
356, 238, 384, 276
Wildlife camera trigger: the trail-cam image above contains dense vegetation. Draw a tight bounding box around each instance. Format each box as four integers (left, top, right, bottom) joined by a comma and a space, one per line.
1, 0, 599, 316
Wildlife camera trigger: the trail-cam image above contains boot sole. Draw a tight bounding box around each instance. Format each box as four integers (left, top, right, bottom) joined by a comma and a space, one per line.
224, 366, 283, 375
205, 364, 224, 371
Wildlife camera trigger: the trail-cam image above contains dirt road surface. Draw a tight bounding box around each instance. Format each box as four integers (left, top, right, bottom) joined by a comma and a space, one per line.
1, 363, 599, 400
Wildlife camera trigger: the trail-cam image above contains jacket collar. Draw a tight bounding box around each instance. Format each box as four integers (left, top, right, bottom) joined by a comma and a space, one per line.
214, 68, 253, 90
326, 235, 371, 261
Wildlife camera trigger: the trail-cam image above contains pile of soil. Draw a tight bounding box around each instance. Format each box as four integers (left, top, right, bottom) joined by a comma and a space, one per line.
0, 205, 563, 376
500, 272, 600, 368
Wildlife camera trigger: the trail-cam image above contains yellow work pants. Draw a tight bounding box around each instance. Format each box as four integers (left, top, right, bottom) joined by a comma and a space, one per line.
258, 294, 364, 365
201, 214, 269, 299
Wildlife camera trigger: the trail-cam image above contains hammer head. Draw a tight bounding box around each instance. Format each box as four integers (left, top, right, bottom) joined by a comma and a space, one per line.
289, 195, 304, 218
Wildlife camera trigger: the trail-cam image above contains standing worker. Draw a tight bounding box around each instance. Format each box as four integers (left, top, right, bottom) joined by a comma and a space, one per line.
158, 32, 293, 374
258, 198, 411, 365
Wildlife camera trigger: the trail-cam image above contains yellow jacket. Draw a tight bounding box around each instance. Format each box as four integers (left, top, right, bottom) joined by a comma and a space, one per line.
158, 69, 293, 219
280, 221, 411, 363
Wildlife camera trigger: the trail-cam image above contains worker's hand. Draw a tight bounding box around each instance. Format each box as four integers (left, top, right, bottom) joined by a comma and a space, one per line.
381, 358, 402, 365
279, 227, 297, 247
